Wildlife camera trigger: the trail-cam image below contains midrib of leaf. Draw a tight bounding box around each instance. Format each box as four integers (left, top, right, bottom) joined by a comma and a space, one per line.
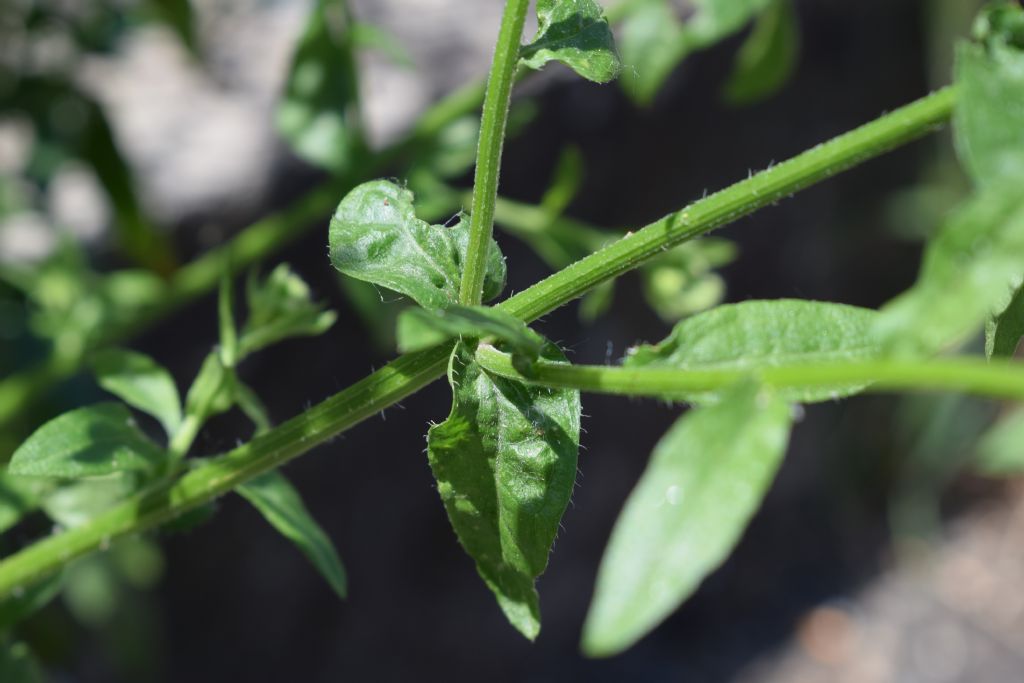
0, 86, 959, 599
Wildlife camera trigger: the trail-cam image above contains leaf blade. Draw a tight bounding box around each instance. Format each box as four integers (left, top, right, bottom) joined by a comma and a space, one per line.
521, 0, 621, 83
90, 348, 182, 436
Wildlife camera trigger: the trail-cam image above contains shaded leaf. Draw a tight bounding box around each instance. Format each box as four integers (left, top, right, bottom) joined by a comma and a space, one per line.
625, 300, 880, 402
521, 0, 621, 83
330, 180, 506, 309
237, 471, 347, 599
722, 0, 799, 105
953, 2, 1024, 187
640, 239, 736, 322
875, 182, 1024, 355
986, 281, 1024, 358
582, 381, 791, 656
396, 305, 543, 356
0, 642, 46, 683
0, 571, 63, 633
183, 354, 237, 426
427, 341, 580, 639
275, 0, 364, 172
91, 349, 182, 436
975, 407, 1024, 475
8, 404, 166, 479
42, 475, 139, 529
240, 264, 336, 357
0, 472, 47, 534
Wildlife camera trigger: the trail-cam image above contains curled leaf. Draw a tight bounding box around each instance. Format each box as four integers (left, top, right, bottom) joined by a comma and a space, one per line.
521, 0, 621, 83
396, 304, 543, 356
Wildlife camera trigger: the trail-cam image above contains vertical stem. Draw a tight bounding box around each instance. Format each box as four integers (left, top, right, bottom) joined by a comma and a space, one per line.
459, 0, 532, 305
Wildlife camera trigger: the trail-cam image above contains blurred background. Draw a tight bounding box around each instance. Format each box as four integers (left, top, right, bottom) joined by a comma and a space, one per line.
5, 0, 1024, 681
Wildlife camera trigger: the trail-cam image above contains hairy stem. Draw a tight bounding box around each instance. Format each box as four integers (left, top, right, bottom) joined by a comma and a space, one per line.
0, 87, 959, 598
475, 345, 1024, 401
459, 0, 531, 305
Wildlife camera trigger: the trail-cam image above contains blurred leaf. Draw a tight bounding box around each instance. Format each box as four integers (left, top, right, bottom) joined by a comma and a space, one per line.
579, 279, 615, 323
42, 475, 138, 529
582, 381, 791, 657
521, 0, 621, 83
875, 182, 1024, 354
975, 407, 1024, 475
427, 341, 580, 640
183, 354, 237, 426
350, 21, 413, 67
0, 472, 46, 534
233, 380, 272, 435
275, 0, 364, 172
953, 1, 1024, 187
9, 403, 166, 479
0, 641, 46, 683
619, 0, 771, 104
218, 271, 239, 368
91, 349, 182, 437
237, 471, 347, 599
147, 0, 197, 54
722, 0, 799, 105
640, 239, 736, 322
335, 275, 405, 353
396, 305, 543, 356
110, 536, 165, 589
329, 180, 506, 309
63, 555, 119, 626
986, 281, 1024, 358
625, 300, 881, 402
0, 571, 63, 632
539, 146, 585, 219
239, 265, 336, 358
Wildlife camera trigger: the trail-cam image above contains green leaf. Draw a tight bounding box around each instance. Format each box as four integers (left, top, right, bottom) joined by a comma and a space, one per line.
219, 271, 239, 368
521, 0, 621, 83
0, 472, 46, 534
90, 349, 183, 437
953, 2, 1024, 187
42, 476, 139, 529
0, 571, 63, 633
975, 407, 1024, 475
875, 182, 1024, 355
239, 264, 336, 358
582, 381, 791, 657
619, 0, 772, 105
237, 471, 347, 599
396, 305, 543, 356
640, 239, 736, 322
329, 180, 507, 309
183, 354, 237, 425
722, 0, 799, 106
427, 341, 580, 640
8, 404, 167, 479
986, 282, 1024, 358
624, 300, 881, 402
275, 0, 363, 172
0, 642, 46, 683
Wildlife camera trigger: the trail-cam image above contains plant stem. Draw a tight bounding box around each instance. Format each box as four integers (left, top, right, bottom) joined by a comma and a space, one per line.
459, 0, 531, 305
0, 87, 959, 598
474, 345, 1024, 401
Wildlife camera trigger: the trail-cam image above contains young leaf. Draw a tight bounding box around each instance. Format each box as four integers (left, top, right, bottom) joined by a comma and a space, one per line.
183, 354, 238, 426
986, 282, 1024, 358
582, 381, 791, 657
953, 2, 1024, 187
722, 0, 799, 106
275, 0, 363, 172
640, 239, 736, 322
219, 271, 239, 368
975, 407, 1024, 475
427, 341, 581, 640
8, 403, 167, 479
875, 182, 1024, 355
237, 471, 347, 599
520, 0, 621, 83
624, 300, 881, 402
329, 180, 507, 309
239, 264, 336, 357
396, 305, 543, 356
91, 349, 183, 437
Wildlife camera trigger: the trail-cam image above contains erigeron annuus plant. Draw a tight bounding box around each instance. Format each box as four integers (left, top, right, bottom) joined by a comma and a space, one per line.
3, 0, 1024, 666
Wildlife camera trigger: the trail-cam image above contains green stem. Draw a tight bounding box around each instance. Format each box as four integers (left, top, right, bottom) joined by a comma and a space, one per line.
475, 345, 1024, 401
459, 0, 531, 305
0, 87, 959, 598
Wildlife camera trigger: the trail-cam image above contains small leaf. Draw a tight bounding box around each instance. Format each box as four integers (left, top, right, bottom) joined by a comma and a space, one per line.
183, 354, 237, 426
396, 305, 543, 356
237, 471, 347, 599
953, 2, 1024, 187
42, 475, 139, 529
427, 341, 580, 640
582, 381, 791, 657
640, 239, 736, 322
239, 264, 336, 357
986, 282, 1024, 358
722, 0, 800, 106
91, 348, 182, 436
275, 0, 364, 172
219, 271, 239, 367
8, 404, 166, 479
975, 407, 1024, 475
521, 0, 621, 83
875, 182, 1024, 355
329, 180, 507, 309
0, 571, 63, 633
625, 300, 881, 402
